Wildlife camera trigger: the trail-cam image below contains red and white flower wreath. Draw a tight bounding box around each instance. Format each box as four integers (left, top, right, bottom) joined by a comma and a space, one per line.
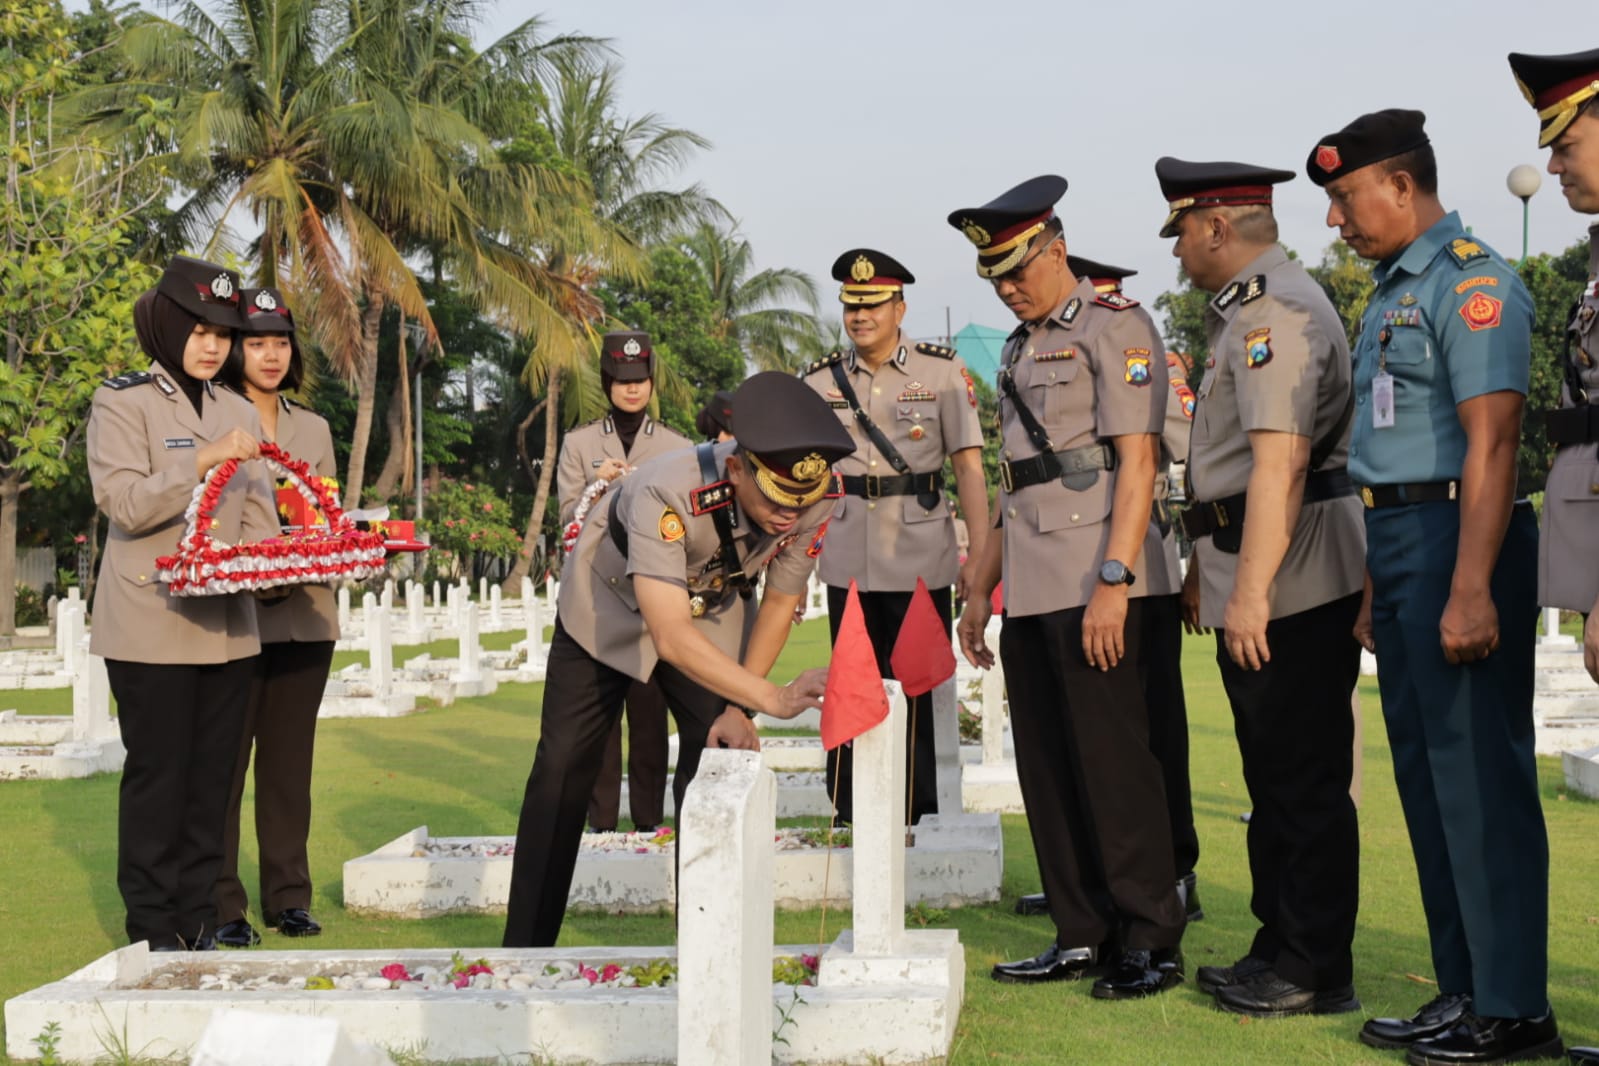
156, 442, 388, 596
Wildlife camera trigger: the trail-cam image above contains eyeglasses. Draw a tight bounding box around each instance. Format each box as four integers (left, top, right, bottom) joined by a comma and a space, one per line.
988, 236, 1061, 289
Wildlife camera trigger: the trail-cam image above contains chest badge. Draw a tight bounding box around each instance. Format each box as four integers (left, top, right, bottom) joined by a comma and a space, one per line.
1398, 293, 1418, 307
908, 424, 926, 441
1245, 328, 1273, 369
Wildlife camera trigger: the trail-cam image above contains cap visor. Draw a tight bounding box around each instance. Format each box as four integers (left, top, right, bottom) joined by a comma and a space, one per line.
607, 363, 651, 382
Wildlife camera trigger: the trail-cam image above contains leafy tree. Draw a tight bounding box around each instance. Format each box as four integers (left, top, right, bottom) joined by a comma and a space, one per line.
1306, 240, 1375, 349
1152, 271, 1210, 381
0, 0, 157, 633
680, 222, 823, 372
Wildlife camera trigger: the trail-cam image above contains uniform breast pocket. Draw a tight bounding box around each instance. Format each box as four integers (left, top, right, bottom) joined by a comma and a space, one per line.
1381, 329, 1432, 367
900, 497, 946, 524
1027, 360, 1081, 423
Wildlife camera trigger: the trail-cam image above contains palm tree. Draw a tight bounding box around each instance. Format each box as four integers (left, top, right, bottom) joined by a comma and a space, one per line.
77, 0, 617, 505
679, 222, 824, 372
501, 61, 721, 588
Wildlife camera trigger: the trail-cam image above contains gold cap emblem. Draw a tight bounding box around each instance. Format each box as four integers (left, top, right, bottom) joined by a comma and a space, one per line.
959, 219, 991, 247
850, 255, 875, 282
791, 453, 829, 481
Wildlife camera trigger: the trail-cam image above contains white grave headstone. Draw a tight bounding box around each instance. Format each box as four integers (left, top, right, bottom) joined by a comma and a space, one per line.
382, 579, 395, 610
677, 749, 774, 1066
931, 677, 962, 813
189, 1009, 396, 1066
57, 602, 84, 676
337, 586, 352, 631
407, 587, 425, 640
489, 585, 503, 628
478, 576, 488, 603
71, 654, 113, 742
980, 662, 1006, 767
432, 580, 442, 609
852, 681, 908, 955
67, 585, 81, 604
366, 594, 392, 698
454, 601, 482, 683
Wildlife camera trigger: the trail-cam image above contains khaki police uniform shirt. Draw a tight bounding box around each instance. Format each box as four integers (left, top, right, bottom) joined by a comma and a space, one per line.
996, 276, 1167, 616
88, 371, 278, 664
1539, 224, 1599, 613
1144, 352, 1195, 598
256, 396, 341, 644
802, 336, 985, 591
558, 440, 832, 682
556, 414, 693, 527
1189, 246, 1365, 629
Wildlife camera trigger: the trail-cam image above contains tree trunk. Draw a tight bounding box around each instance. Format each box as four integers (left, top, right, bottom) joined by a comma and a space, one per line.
343, 298, 385, 509
503, 371, 560, 590
0, 476, 19, 636
369, 365, 410, 502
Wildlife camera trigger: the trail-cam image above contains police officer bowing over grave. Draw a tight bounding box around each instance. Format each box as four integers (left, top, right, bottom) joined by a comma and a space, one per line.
1014, 255, 1202, 925
555, 331, 692, 835
802, 249, 987, 827
503, 372, 853, 948
1509, 48, 1599, 695
1309, 111, 1563, 1064
949, 176, 1186, 999
1155, 158, 1366, 1018
1508, 47, 1599, 1066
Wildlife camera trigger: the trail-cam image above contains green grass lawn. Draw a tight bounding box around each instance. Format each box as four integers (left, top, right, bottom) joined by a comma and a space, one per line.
1, 619, 1597, 1063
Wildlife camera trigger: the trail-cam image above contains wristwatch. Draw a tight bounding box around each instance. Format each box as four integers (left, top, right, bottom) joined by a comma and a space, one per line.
1098, 560, 1135, 587
740, 705, 759, 721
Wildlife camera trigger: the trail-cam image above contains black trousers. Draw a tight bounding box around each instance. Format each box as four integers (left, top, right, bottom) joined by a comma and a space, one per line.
824, 584, 950, 826
216, 639, 335, 923
106, 655, 258, 948
1216, 592, 1362, 989
586, 678, 670, 830
1142, 593, 1198, 876
1001, 601, 1185, 950
503, 620, 723, 947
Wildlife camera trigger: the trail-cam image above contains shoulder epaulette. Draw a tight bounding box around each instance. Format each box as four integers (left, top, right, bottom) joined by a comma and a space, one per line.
103, 370, 152, 391
1094, 292, 1140, 311
1445, 237, 1490, 269
914, 341, 956, 359
689, 480, 735, 515
1239, 274, 1267, 305
802, 351, 845, 376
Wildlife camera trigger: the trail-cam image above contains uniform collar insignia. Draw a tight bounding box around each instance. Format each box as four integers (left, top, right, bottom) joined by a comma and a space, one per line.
152, 373, 177, 396
1060, 297, 1082, 325
602, 416, 614, 434
1213, 281, 1243, 311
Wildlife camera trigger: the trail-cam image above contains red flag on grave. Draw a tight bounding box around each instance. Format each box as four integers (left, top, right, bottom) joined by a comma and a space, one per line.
890, 578, 956, 697
820, 580, 888, 751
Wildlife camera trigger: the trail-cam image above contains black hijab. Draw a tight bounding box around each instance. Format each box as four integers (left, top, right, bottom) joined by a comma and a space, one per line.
133, 290, 208, 414
602, 370, 648, 453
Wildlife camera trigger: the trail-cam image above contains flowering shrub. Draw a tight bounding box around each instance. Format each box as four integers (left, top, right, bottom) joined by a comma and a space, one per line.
421, 481, 521, 580
771, 954, 820, 986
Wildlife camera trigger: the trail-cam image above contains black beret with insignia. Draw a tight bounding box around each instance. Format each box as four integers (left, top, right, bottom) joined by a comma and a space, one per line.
1508, 48, 1599, 147
155, 255, 244, 328
1068, 255, 1137, 294
832, 248, 914, 307
1154, 158, 1296, 238
946, 175, 1068, 279
1305, 109, 1430, 187
600, 329, 654, 382
732, 372, 855, 509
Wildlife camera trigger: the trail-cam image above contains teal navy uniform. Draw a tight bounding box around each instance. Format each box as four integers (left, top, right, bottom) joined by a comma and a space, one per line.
1355, 211, 1547, 1019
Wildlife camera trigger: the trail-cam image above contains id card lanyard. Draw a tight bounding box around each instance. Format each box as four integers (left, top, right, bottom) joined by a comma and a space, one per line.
1372, 327, 1395, 429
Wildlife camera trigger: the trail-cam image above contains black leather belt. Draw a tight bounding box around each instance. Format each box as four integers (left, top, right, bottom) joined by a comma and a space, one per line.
1180, 468, 1357, 540
999, 443, 1115, 493
1358, 480, 1457, 509
1546, 404, 1599, 445
838, 471, 943, 499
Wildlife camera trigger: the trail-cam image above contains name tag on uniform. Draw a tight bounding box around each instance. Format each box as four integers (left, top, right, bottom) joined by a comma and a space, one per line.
1371, 373, 1395, 429
163, 437, 196, 449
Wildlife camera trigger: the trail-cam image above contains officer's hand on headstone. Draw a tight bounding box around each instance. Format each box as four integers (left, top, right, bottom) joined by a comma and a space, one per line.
196, 428, 261, 478
1180, 558, 1208, 636
957, 598, 994, 670
1082, 585, 1128, 671
1223, 591, 1271, 671
1584, 609, 1599, 685
1439, 587, 1499, 665
707, 707, 760, 751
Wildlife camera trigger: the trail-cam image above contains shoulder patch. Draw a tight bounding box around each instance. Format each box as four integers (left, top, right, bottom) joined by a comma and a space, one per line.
103, 371, 153, 391
1445, 237, 1489, 268
1239, 275, 1267, 305
658, 507, 686, 543
802, 350, 845, 376
914, 341, 956, 360
1095, 291, 1140, 311
1454, 274, 1499, 294
1458, 291, 1503, 332
1213, 281, 1242, 311
1244, 328, 1274, 368
1123, 348, 1153, 385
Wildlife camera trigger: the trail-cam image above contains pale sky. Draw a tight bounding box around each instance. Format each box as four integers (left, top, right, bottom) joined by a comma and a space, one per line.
488, 0, 1598, 344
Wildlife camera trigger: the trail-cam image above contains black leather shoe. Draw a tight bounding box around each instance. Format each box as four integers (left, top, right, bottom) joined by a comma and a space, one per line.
1178, 871, 1204, 921
1361, 993, 1473, 1050
1405, 1011, 1562, 1064
1197, 953, 1270, 994
991, 943, 1099, 984
1213, 969, 1360, 1017
1091, 947, 1184, 1000
1569, 1049, 1599, 1065
266, 908, 322, 937
1014, 892, 1049, 916
215, 918, 261, 949
188, 933, 217, 951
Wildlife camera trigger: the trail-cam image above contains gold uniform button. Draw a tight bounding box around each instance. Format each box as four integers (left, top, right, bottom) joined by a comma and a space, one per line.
608, 577, 618, 585
870, 459, 878, 467
1007, 507, 1017, 519
867, 501, 877, 511
137, 574, 147, 582
872, 386, 881, 396
1048, 371, 1056, 381
1071, 513, 1081, 522
1591, 483, 1599, 494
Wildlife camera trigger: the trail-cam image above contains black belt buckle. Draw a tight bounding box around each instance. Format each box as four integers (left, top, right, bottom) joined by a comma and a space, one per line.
999, 461, 1015, 494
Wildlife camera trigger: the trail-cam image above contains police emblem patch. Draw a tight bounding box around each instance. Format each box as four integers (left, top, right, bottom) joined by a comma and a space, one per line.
1459, 291, 1503, 332
658, 507, 686, 542
961, 367, 977, 408
1171, 379, 1196, 419
1245, 328, 1273, 369
1123, 348, 1152, 386
807, 519, 830, 558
